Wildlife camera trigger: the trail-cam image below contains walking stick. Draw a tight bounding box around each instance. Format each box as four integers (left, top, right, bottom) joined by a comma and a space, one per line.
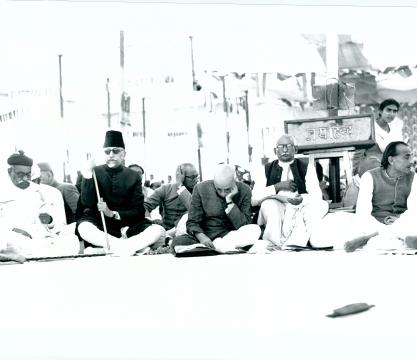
92, 169, 111, 251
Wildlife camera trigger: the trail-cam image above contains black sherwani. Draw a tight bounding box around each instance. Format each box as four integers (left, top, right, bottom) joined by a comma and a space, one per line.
76, 165, 151, 239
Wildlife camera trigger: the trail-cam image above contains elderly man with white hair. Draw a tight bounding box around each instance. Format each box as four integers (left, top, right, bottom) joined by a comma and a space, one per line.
172, 163, 261, 252
251, 134, 328, 250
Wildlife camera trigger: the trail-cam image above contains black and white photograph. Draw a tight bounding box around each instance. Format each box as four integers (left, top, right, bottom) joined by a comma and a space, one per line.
1, 0, 417, 359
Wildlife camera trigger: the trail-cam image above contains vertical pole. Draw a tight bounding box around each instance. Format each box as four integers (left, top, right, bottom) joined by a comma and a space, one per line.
198, 147, 203, 181
196, 123, 203, 181
326, 33, 341, 204
244, 90, 252, 163
58, 54, 64, 119
189, 36, 197, 90
142, 97, 147, 180
190, 35, 203, 179
58, 54, 67, 182
120, 30, 125, 126
221, 75, 230, 164
142, 97, 146, 142
326, 33, 339, 117
106, 78, 111, 128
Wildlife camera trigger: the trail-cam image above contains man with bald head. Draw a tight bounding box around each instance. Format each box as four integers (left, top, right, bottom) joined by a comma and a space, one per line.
252, 134, 328, 250
172, 164, 261, 252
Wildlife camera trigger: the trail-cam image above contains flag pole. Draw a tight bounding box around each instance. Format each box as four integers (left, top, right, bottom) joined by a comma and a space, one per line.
189, 35, 204, 180
106, 78, 111, 128
221, 75, 230, 164
244, 90, 252, 163
141, 97, 148, 181
58, 54, 69, 182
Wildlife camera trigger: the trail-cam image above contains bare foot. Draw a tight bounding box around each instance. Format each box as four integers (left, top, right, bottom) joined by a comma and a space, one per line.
405, 236, 417, 249
0, 244, 26, 263
344, 232, 378, 252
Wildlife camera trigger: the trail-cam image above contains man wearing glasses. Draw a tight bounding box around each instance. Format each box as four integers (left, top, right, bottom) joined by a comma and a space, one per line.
144, 163, 199, 239
76, 130, 165, 255
0, 151, 78, 261
251, 134, 328, 250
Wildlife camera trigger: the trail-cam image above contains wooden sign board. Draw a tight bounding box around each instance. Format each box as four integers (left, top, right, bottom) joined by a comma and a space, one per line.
284, 114, 375, 151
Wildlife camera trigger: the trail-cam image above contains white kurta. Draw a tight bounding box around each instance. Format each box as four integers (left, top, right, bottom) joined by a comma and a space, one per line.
252, 159, 328, 248
374, 118, 404, 154
310, 170, 416, 251
0, 177, 78, 257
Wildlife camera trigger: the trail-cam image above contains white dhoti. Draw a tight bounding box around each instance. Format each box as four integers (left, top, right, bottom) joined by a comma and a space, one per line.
0, 223, 80, 258
257, 195, 328, 248
212, 224, 261, 252
309, 212, 406, 251
78, 221, 166, 256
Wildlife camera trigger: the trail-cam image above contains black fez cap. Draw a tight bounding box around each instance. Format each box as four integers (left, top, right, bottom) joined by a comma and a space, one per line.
103, 130, 125, 149
379, 98, 400, 112
7, 150, 33, 166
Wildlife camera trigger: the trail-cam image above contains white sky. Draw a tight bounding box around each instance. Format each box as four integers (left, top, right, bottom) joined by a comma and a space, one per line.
1, 1, 417, 180
2, 1, 417, 88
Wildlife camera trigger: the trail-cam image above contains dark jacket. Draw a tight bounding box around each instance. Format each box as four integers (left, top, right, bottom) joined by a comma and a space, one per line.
80, 165, 145, 228
264, 158, 308, 194
186, 180, 253, 240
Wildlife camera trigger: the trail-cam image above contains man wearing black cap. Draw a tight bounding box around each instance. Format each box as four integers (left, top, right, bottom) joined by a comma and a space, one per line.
76, 130, 165, 255
0, 150, 79, 258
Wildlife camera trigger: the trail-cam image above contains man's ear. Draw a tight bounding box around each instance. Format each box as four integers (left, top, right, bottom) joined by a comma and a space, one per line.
388, 155, 395, 165
7, 167, 12, 175
294, 145, 299, 153
273, 148, 277, 156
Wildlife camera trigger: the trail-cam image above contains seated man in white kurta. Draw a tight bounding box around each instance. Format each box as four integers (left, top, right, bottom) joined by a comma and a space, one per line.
251, 135, 328, 250
310, 141, 416, 251
0, 151, 79, 259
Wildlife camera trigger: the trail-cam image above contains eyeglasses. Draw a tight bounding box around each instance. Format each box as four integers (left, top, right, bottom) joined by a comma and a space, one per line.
104, 148, 123, 155
185, 174, 199, 180
276, 144, 294, 150
14, 171, 31, 179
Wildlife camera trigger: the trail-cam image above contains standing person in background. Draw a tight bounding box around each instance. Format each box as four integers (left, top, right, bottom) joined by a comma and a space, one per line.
344, 99, 404, 208
358, 99, 403, 176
